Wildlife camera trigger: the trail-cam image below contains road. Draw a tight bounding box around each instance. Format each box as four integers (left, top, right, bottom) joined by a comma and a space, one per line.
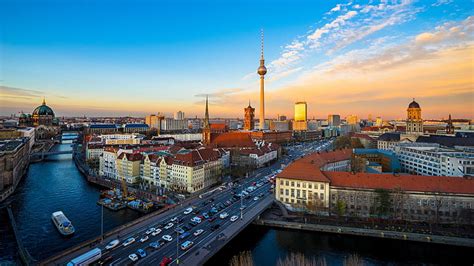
65, 139, 334, 266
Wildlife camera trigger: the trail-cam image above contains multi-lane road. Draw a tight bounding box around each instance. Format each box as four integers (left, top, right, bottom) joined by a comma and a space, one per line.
63, 139, 333, 266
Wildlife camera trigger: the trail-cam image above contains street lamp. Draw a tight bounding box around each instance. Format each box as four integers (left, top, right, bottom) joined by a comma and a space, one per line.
100, 204, 104, 242
176, 216, 180, 265
240, 190, 244, 220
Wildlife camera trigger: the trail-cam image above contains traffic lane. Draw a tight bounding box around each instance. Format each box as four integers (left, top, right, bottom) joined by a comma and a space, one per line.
139, 179, 272, 264
109, 175, 271, 264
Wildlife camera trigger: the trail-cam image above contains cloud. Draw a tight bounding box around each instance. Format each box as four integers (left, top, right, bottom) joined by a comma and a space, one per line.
266, 0, 420, 83
0, 85, 43, 100
432, 0, 453, 7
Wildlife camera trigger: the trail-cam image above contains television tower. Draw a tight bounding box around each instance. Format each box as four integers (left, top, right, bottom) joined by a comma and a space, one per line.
257, 29, 267, 130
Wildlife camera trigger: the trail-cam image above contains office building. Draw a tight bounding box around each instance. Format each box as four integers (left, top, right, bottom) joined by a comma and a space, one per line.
328, 115, 341, 127
293, 101, 308, 131
174, 111, 185, 120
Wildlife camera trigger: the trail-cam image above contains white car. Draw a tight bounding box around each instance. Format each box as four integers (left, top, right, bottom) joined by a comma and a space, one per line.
191, 216, 202, 224
162, 235, 173, 242
129, 253, 139, 262
152, 228, 162, 236
140, 235, 149, 242
164, 223, 174, 229
183, 207, 193, 215
254, 196, 259, 201
194, 229, 204, 236
219, 212, 229, 219
145, 227, 156, 235
105, 239, 120, 250
170, 217, 178, 223
230, 215, 239, 222
122, 237, 135, 247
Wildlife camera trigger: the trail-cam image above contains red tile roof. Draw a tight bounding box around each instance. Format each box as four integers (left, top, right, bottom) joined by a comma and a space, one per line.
326, 171, 474, 195
277, 149, 352, 183
173, 148, 222, 166
117, 153, 143, 161
210, 132, 255, 148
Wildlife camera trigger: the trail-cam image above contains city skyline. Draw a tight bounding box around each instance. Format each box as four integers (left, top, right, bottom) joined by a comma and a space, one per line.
1, 0, 473, 119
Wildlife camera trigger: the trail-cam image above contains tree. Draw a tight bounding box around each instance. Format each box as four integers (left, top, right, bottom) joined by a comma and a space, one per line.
277, 252, 326, 266
344, 254, 364, 266
350, 138, 364, 149
336, 199, 346, 218
374, 189, 391, 217
334, 136, 352, 149
350, 157, 367, 173
230, 251, 253, 266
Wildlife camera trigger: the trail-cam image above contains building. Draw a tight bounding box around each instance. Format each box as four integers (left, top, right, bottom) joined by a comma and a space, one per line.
122, 123, 149, 133
446, 114, 455, 134
243, 102, 255, 131
275, 149, 474, 224
346, 115, 359, 125
377, 132, 413, 150
86, 124, 119, 134
415, 134, 474, 148
257, 30, 267, 130
0, 138, 29, 202
353, 149, 401, 173
116, 153, 143, 184
269, 120, 290, 131
406, 99, 423, 134
328, 115, 341, 127
375, 117, 383, 127
293, 102, 308, 131
393, 143, 474, 177
145, 114, 165, 130
174, 111, 185, 120
160, 118, 188, 131
31, 98, 59, 127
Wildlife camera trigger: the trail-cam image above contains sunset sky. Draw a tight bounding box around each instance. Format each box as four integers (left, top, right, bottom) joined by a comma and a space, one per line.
1, 0, 473, 120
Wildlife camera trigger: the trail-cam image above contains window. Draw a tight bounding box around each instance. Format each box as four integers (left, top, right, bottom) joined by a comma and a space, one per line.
308, 184, 312, 189
291, 181, 295, 187
280, 189, 283, 195
280, 180, 283, 185
320, 193, 324, 200
320, 184, 324, 190
297, 182, 300, 188
286, 181, 289, 186
285, 189, 289, 196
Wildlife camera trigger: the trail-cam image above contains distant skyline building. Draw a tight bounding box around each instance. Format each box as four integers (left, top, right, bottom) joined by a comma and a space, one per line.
257, 30, 267, 130
328, 114, 341, 127
293, 101, 308, 131
145, 113, 165, 131
244, 101, 255, 131
278, 115, 287, 121
346, 115, 359, 125
174, 111, 185, 120
406, 98, 423, 134
375, 117, 383, 127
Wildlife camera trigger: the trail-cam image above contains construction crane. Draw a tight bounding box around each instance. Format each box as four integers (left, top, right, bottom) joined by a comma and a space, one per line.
121, 176, 128, 199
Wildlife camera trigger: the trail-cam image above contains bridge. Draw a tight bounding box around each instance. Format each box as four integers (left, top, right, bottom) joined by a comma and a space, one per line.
40, 172, 275, 266
30, 150, 74, 159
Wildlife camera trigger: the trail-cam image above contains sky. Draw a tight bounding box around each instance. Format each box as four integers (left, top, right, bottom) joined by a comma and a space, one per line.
1, 0, 473, 120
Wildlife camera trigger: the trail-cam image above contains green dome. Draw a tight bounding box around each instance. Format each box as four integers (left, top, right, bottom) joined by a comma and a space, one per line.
33, 99, 55, 117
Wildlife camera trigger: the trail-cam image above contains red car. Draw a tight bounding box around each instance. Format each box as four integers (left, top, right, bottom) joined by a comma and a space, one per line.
160, 256, 172, 266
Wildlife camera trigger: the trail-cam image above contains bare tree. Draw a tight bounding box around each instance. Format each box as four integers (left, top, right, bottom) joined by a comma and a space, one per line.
277, 252, 326, 266
344, 254, 364, 266
229, 251, 253, 266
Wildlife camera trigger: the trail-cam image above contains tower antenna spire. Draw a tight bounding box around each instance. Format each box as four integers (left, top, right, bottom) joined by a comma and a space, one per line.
261, 29, 264, 60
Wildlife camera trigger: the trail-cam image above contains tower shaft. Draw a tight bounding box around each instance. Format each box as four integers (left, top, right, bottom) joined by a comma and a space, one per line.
259, 76, 265, 130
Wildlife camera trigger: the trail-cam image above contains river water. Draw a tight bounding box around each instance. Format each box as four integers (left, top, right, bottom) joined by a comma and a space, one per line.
7, 137, 474, 264
9, 140, 142, 260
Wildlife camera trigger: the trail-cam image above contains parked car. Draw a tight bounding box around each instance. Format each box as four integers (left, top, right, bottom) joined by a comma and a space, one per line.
194, 229, 204, 236
160, 256, 172, 266
140, 236, 149, 243
179, 232, 191, 239
230, 215, 239, 222
219, 212, 229, 219
180, 240, 194, 250
175, 227, 185, 234
149, 241, 161, 249
164, 223, 174, 229
146, 227, 156, 235
183, 207, 193, 215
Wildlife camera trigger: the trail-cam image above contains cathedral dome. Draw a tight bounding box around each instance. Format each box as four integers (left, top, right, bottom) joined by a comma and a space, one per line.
33, 99, 55, 117
408, 100, 420, 109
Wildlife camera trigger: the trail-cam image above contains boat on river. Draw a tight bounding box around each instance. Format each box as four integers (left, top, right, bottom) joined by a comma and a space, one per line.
51, 211, 75, 236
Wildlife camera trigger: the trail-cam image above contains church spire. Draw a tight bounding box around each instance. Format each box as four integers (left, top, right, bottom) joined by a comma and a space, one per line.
42, 97, 46, 105
204, 95, 210, 129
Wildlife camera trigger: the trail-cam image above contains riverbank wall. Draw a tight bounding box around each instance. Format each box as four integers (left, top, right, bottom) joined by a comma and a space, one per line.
253, 219, 474, 248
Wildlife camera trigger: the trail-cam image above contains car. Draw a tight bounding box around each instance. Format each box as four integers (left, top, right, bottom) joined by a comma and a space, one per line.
149, 241, 162, 249
256, 183, 262, 187
208, 217, 216, 222
182, 225, 191, 231
152, 228, 162, 236
129, 253, 139, 261
194, 229, 204, 236
170, 217, 178, 223
140, 235, 149, 242
254, 196, 259, 201
162, 235, 173, 242
240, 205, 247, 210
193, 208, 201, 214
219, 212, 229, 219
210, 207, 218, 214
164, 223, 174, 229
180, 240, 194, 250
175, 227, 185, 234
183, 207, 193, 215
230, 215, 239, 222
189, 221, 198, 227
202, 212, 209, 219
179, 232, 191, 239
191, 216, 202, 224
122, 237, 135, 247
146, 227, 156, 235
211, 224, 220, 231
105, 239, 120, 250
137, 248, 147, 258
97, 256, 113, 265
160, 256, 172, 266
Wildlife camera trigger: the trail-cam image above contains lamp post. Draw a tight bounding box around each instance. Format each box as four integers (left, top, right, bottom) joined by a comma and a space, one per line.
240, 190, 244, 220
100, 204, 104, 242
176, 217, 180, 265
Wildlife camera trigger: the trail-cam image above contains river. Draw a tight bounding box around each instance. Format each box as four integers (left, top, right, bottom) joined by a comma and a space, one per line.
9, 140, 142, 260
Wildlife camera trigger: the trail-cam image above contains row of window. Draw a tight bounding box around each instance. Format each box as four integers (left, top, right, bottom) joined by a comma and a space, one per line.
280, 180, 325, 190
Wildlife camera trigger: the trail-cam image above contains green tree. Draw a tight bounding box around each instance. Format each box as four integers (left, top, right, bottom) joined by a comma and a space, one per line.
336, 200, 346, 217
350, 138, 364, 149
334, 136, 352, 149
374, 189, 391, 217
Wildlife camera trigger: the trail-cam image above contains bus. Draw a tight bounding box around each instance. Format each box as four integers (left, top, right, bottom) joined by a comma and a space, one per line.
67, 248, 101, 266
